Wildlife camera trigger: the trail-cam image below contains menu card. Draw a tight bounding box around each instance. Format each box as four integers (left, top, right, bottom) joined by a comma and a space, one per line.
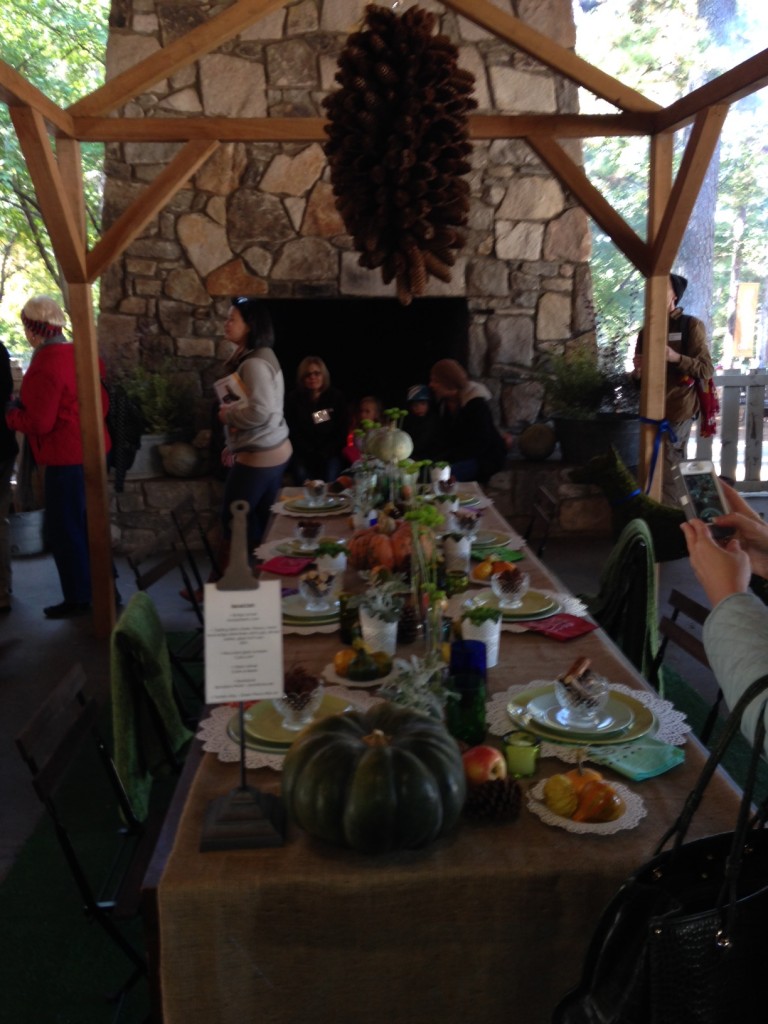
203, 580, 284, 704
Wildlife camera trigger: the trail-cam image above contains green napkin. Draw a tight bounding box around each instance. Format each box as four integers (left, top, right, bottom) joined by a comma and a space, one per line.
587, 736, 685, 781
470, 546, 524, 562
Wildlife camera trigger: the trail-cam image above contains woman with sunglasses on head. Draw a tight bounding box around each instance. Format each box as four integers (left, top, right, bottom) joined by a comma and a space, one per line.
215, 297, 292, 569
284, 355, 348, 484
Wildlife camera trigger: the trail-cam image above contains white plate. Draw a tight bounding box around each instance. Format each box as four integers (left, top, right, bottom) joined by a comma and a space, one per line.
284, 495, 351, 514
527, 779, 646, 834
526, 691, 634, 738
321, 663, 394, 690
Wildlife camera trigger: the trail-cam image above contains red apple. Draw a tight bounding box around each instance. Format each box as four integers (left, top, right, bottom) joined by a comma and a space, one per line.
462, 745, 508, 786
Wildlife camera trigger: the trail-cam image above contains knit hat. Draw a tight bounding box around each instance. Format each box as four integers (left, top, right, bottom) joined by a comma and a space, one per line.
407, 385, 431, 403
20, 295, 67, 339
669, 273, 688, 303
429, 359, 468, 391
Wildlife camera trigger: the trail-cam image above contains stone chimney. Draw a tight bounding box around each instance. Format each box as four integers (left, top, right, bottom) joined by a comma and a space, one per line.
99, 0, 593, 434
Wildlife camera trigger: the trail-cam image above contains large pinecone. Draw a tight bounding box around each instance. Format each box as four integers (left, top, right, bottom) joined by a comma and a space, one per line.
323, 4, 476, 305
464, 778, 522, 822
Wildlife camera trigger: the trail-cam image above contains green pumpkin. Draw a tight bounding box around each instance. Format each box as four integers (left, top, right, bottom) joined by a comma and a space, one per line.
282, 702, 466, 854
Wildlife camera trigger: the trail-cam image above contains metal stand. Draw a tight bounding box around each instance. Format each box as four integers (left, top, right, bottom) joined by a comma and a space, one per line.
200, 501, 287, 851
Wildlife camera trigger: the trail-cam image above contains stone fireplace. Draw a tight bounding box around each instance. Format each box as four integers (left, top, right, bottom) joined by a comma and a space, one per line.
99, 0, 596, 548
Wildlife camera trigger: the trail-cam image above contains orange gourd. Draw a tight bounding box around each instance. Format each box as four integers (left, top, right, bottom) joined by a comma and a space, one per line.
571, 780, 625, 823
564, 767, 604, 795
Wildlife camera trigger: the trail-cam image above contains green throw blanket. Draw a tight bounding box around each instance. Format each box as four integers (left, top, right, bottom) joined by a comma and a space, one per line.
110, 592, 193, 821
581, 518, 661, 688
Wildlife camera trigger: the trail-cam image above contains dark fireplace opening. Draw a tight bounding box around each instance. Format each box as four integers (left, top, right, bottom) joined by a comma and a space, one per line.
264, 298, 469, 410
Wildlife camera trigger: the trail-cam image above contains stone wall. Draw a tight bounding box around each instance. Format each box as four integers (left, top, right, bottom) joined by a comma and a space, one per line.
101, 0, 598, 547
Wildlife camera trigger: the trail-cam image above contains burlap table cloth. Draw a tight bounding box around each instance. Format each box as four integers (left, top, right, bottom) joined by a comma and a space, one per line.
154, 489, 742, 1024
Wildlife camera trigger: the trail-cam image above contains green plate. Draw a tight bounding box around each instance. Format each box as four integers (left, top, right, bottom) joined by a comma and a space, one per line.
282, 593, 340, 625
276, 537, 344, 557
495, 590, 559, 620
228, 693, 353, 748
507, 683, 656, 746
473, 530, 514, 549
457, 492, 483, 508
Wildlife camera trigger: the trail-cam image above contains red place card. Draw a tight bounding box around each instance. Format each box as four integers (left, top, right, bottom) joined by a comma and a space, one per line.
521, 613, 598, 641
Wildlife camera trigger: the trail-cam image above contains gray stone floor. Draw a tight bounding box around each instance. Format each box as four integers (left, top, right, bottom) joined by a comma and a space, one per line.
2, 497, 763, 882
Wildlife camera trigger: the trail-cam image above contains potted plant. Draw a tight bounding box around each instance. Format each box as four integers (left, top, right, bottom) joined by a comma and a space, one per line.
116, 363, 194, 478
358, 576, 406, 656
523, 343, 640, 467
378, 652, 453, 721
460, 600, 503, 668
314, 539, 347, 574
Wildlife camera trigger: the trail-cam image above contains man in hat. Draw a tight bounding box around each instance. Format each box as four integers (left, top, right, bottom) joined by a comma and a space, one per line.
632, 272, 714, 503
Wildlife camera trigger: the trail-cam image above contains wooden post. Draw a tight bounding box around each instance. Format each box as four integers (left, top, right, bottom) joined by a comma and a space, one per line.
639, 134, 674, 501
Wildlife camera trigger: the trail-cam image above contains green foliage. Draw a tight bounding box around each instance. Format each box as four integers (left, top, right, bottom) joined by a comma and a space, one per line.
577, 0, 768, 365
116, 364, 192, 434
0, 1, 109, 319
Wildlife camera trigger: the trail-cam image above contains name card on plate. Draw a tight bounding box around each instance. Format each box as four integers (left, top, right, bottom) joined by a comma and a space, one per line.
204, 580, 284, 704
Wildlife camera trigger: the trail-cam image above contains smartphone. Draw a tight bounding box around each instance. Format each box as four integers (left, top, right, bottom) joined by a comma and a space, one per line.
673, 460, 733, 539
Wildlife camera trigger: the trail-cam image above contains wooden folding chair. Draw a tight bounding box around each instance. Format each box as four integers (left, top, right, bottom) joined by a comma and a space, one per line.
653, 588, 723, 743
523, 484, 558, 558
170, 494, 220, 591
15, 664, 159, 1004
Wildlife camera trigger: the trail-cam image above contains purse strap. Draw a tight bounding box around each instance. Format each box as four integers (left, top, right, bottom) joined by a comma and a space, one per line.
655, 671, 768, 854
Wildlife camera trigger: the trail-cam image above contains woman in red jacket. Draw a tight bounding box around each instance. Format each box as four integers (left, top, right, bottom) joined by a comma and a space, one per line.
6, 296, 111, 618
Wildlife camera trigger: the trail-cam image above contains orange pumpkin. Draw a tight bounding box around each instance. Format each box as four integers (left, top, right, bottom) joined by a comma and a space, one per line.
564, 767, 603, 795
348, 529, 395, 571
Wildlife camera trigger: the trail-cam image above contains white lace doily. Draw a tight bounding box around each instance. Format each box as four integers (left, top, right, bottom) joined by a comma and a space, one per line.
197, 686, 383, 771
487, 682, 691, 765
526, 778, 647, 834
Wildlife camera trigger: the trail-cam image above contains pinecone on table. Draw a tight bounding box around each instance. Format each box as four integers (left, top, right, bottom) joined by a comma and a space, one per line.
323, 3, 476, 305
464, 778, 522, 822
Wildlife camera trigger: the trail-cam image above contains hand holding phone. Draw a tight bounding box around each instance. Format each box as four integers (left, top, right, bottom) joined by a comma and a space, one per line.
672, 460, 734, 540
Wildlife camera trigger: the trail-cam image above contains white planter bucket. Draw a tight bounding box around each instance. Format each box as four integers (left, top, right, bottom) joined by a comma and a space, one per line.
461, 617, 501, 668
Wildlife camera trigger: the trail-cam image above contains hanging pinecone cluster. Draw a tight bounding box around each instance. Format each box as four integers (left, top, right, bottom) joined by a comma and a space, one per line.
323, 4, 477, 305
464, 777, 523, 822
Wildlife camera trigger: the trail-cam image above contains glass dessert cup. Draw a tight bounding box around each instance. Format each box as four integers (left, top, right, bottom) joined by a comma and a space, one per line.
294, 518, 322, 551
272, 683, 325, 731
490, 570, 530, 609
554, 674, 609, 727
303, 479, 327, 506
298, 571, 336, 611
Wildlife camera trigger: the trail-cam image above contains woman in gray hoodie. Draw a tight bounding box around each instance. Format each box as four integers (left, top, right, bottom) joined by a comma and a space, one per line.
216, 298, 292, 562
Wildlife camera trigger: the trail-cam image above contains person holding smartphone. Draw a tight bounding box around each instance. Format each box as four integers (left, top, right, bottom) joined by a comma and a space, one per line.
681, 482, 768, 755
284, 356, 348, 484
632, 273, 714, 503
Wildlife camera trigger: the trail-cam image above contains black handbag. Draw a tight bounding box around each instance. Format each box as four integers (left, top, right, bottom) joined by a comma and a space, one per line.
553, 673, 768, 1024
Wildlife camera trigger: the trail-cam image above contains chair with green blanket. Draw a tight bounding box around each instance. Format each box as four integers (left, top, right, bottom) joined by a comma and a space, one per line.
110, 592, 194, 824
580, 518, 661, 689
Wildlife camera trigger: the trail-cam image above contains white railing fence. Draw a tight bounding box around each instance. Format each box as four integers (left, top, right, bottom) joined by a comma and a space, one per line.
691, 370, 768, 492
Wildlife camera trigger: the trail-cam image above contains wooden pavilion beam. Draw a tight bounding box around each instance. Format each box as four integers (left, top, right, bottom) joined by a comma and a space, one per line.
9, 106, 86, 282
442, 0, 661, 113
87, 140, 219, 282
525, 134, 650, 276
650, 105, 729, 275
654, 48, 768, 134
68, 0, 290, 118
70, 111, 654, 144
0, 60, 74, 135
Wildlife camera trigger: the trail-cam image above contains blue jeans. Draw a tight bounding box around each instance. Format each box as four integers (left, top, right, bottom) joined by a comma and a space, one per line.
221, 461, 288, 554
44, 464, 91, 604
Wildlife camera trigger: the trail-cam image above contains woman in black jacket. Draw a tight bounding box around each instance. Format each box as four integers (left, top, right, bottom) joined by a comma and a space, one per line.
284, 356, 348, 483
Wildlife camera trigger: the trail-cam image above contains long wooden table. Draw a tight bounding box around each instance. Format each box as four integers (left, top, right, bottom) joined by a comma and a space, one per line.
144, 488, 741, 1024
